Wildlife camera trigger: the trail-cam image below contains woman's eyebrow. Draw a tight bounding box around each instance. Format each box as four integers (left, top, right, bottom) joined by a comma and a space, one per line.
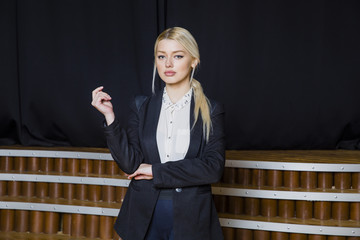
157, 50, 186, 54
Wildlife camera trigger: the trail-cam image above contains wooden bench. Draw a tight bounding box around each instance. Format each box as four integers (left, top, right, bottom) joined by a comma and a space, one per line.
0, 147, 359, 240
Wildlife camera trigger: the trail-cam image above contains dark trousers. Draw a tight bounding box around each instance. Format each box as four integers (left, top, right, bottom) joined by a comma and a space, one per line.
145, 199, 174, 240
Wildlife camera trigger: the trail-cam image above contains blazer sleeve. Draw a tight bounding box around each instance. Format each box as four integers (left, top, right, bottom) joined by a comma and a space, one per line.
103, 99, 144, 175
152, 102, 226, 188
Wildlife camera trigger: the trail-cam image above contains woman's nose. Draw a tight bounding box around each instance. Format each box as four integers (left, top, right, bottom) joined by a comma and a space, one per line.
165, 58, 173, 68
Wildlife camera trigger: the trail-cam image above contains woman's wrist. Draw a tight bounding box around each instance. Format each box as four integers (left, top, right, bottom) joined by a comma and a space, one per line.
105, 113, 115, 126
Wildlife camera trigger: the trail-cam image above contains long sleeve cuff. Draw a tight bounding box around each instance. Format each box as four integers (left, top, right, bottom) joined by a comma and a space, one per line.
103, 118, 121, 137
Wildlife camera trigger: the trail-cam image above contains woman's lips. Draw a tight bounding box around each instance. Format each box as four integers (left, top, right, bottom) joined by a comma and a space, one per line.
164, 71, 176, 76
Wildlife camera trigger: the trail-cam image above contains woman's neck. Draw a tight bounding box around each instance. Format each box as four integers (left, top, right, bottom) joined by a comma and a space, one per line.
165, 82, 191, 103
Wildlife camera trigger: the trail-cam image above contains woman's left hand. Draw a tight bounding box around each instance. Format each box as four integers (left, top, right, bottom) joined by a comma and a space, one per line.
127, 164, 153, 180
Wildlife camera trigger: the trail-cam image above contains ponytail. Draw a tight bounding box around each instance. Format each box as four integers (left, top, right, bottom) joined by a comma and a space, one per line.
191, 79, 212, 141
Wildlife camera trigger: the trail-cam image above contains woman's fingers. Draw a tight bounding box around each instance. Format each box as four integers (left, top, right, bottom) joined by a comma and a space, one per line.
127, 172, 138, 179
128, 169, 144, 179
128, 173, 152, 180
92, 86, 104, 99
92, 86, 112, 103
91, 86, 115, 118
127, 164, 153, 180
94, 93, 111, 105
134, 175, 153, 180
91, 88, 112, 107
93, 90, 111, 103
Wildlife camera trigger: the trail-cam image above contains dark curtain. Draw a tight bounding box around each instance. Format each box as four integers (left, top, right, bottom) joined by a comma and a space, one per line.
1, 0, 360, 149
0, 0, 20, 145
1, 0, 159, 147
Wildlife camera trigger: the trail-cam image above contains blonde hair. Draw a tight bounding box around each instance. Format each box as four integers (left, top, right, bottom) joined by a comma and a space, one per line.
153, 27, 212, 141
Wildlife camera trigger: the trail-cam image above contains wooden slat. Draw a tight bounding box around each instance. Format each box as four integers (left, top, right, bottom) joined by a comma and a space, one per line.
226, 150, 360, 164
0, 196, 121, 209
0, 231, 98, 240
0, 170, 127, 179
218, 213, 360, 228
213, 183, 360, 194
0, 146, 110, 153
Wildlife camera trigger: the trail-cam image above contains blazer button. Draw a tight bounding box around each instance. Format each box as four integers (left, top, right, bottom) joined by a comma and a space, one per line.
175, 188, 182, 193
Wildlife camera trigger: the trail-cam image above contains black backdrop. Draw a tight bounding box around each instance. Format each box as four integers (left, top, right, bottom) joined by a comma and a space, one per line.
1, 0, 360, 149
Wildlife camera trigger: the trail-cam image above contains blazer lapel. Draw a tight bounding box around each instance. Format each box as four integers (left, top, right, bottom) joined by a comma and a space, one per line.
185, 96, 203, 159
143, 90, 163, 164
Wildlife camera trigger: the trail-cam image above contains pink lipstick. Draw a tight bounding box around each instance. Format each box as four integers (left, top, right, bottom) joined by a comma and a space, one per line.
165, 71, 176, 76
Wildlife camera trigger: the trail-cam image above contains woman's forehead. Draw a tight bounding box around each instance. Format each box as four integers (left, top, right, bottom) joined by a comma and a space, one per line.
157, 39, 186, 53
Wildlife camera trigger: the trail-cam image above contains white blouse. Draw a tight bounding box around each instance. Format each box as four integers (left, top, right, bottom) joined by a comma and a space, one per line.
156, 87, 192, 163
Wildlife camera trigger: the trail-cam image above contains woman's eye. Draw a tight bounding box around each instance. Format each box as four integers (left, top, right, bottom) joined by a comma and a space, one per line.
157, 55, 165, 59
174, 55, 183, 59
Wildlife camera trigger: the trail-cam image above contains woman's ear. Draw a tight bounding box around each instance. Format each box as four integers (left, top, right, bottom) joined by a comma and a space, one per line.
191, 59, 199, 68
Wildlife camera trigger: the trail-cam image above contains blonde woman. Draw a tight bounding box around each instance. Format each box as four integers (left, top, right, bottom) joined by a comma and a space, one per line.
92, 27, 225, 240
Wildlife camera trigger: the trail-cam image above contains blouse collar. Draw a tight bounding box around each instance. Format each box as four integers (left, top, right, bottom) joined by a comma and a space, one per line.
162, 87, 192, 111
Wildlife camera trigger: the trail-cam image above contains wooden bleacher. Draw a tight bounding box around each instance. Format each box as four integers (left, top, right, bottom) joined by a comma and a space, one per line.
0, 147, 359, 240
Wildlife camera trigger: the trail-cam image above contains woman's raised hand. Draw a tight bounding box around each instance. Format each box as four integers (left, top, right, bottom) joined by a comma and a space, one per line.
91, 86, 115, 125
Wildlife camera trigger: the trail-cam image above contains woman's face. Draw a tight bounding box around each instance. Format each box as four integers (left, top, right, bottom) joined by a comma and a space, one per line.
156, 39, 196, 88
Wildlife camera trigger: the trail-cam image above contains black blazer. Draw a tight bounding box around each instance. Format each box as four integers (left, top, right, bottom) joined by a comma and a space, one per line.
104, 89, 225, 240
